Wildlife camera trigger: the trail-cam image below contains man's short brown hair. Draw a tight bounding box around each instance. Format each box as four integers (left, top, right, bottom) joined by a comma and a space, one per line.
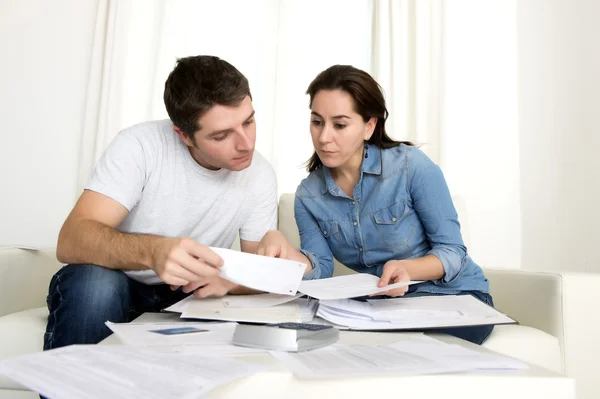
164, 55, 251, 138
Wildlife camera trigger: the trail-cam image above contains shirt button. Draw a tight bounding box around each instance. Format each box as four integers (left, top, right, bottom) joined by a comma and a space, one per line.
353, 221, 357, 226
359, 248, 363, 252
392, 217, 397, 222
323, 231, 327, 235
352, 201, 356, 205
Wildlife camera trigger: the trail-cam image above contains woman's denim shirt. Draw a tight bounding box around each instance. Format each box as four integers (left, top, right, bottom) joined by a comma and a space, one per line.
295, 144, 489, 295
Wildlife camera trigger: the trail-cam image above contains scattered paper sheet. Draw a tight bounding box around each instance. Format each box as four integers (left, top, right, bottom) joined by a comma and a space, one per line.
211, 247, 306, 295
0, 345, 264, 399
298, 273, 423, 300
106, 320, 234, 346
105, 321, 264, 355
317, 295, 516, 330
180, 297, 317, 324
271, 336, 527, 379
270, 341, 468, 379
222, 293, 302, 308
164, 294, 194, 313
388, 341, 528, 371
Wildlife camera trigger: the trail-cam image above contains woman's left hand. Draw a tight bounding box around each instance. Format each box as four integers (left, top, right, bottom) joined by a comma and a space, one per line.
375, 260, 411, 297
257, 230, 292, 259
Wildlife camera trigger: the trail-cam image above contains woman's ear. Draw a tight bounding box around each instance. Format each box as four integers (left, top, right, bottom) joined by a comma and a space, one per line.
364, 117, 377, 140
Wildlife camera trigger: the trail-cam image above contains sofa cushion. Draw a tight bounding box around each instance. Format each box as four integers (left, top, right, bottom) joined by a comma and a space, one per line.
0, 307, 48, 390
482, 324, 562, 373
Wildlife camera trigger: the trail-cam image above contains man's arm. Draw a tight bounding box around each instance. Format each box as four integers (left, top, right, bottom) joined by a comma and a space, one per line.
57, 190, 156, 269
57, 190, 223, 286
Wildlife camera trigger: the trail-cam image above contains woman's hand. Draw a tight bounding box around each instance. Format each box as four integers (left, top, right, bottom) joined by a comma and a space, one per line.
375, 260, 411, 297
257, 230, 293, 259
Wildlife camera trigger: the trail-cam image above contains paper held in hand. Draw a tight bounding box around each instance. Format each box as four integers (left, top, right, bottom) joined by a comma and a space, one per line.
211, 247, 306, 295
298, 274, 424, 300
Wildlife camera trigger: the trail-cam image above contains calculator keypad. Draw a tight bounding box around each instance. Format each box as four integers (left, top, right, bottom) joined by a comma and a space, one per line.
273, 323, 333, 331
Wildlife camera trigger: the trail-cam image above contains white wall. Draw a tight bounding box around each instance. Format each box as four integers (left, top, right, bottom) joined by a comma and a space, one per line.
442, 0, 521, 269
518, 0, 600, 272
0, 0, 97, 248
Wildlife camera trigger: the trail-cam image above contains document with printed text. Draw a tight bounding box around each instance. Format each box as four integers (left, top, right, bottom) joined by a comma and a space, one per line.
211, 247, 306, 295
298, 273, 423, 300
0, 345, 263, 399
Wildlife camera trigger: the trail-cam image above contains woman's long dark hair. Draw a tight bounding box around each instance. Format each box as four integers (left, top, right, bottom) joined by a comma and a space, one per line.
305, 65, 413, 172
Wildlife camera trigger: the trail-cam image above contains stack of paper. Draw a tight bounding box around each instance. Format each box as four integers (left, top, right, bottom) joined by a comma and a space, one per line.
317, 295, 516, 330
163, 250, 512, 331
0, 345, 263, 399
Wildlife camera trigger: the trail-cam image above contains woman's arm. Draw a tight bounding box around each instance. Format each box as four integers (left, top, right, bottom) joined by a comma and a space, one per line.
406, 148, 468, 285
294, 194, 335, 280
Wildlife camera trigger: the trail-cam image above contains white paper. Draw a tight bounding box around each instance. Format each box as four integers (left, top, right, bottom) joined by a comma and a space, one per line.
181, 297, 317, 323
222, 293, 302, 308
164, 294, 194, 313
211, 247, 306, 295
106, 320, 234, 346
272, 337, 527, 379
270, 341, 470, 379
298, 273, 423, 300
105, 321, 264, 356
0, 345, 263, 399
388, 341, 528, 371
317, 295, 516, 330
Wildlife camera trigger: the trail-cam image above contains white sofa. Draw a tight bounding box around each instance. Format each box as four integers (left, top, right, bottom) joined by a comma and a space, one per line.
1, 193, 599, 399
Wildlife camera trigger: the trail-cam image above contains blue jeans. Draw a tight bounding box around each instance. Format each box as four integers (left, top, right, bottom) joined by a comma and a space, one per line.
365, 291, 495, 345
44, 264, 190, 350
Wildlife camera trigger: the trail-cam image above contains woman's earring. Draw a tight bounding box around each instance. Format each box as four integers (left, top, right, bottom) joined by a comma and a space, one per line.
364, 141, 369, 158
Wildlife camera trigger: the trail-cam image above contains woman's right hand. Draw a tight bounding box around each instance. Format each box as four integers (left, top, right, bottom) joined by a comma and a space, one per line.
257, 230, 293, 259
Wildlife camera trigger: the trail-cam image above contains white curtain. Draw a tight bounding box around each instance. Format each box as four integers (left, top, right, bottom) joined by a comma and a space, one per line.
77, 0, 430, 196
371, 0, 444, 164
77, 0, 166, 194
74, 0, 519, 268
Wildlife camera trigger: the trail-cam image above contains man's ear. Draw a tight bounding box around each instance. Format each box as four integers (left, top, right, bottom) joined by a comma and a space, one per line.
173, 126, 194, 147
364, 117, 377, 140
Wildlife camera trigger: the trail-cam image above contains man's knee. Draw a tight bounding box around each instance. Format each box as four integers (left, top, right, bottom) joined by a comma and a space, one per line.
45, 265, 131, 349
47, 264, 130, 316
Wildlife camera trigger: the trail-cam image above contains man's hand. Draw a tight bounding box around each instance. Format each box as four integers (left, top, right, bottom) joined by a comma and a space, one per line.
151, 237, 223, 286
374, 260, 411, 297
172, 277, 236, 298
256, 230, 292, 258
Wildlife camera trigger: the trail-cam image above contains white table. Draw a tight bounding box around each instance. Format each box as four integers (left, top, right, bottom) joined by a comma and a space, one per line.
102, 313, 576, 399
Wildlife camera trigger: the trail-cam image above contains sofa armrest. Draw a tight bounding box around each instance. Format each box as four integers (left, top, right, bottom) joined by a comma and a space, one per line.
486, 268, 600, 398
486, 268, 565, 343
0, 248, 62, 317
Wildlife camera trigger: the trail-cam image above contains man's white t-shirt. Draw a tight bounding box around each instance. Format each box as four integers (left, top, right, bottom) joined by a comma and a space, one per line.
85, 119, 277, 284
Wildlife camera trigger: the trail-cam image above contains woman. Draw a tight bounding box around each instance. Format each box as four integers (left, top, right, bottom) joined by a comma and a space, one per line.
258, 65, 493, 344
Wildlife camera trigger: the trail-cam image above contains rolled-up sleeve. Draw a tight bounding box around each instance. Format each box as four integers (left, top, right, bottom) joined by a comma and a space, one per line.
408, 148, 467, 285
294, 194, 334, 280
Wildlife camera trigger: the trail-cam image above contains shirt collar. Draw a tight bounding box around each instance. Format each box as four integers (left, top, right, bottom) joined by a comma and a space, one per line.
362, 145, 382, 175
320, 146, 383, 195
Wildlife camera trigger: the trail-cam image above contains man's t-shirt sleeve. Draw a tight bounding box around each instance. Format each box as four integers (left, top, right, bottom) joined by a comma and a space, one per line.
239, 158, 278, 242
85, 133, 147, 211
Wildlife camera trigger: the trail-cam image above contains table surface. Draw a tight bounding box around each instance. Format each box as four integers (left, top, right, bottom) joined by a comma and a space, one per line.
100, 312, 576, 399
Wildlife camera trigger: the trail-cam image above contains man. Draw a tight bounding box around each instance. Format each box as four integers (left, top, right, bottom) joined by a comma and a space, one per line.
44, 55, 277, 349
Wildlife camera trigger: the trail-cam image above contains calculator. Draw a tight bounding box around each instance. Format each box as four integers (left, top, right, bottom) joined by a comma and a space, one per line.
232, 322, 339, 352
